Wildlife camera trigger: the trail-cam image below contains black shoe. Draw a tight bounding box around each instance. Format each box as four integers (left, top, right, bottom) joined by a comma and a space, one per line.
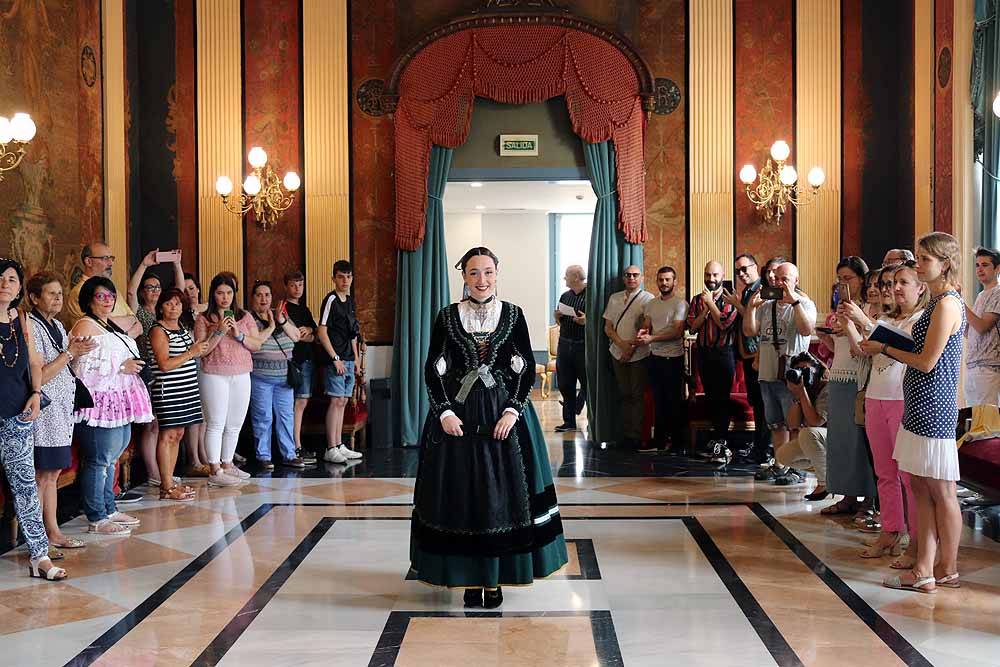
754, 464, 779, 481
774, 469, 806, 486
483, 587, 503, 609
554, 423, 576, 433
259, 459, 275, 471
464, 588, 484, 608
804, 489, 830, 501
115, 491, 143, 504
708, 441, 731, 465
297, 449, 317, 464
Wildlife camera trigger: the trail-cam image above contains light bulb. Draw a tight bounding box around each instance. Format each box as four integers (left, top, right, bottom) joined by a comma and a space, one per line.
993, 92, 1000, 118
770, 140, 791, 162
10, 113, 36, 142
215, 176, 234, 197
779, 165, 798, 186
807, 167, 825, 188
247, 146, 267, 168
739, 164, 757, 185
283, 171, 300, 191
469, 182, 483, 188
0, 117, 11, 145
243, 174, 262, 196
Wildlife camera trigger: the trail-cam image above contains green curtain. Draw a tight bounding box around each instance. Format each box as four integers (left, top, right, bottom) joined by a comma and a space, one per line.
391, 145, 453, 446
582, 140, 643, 445
974, 0, 1000, 250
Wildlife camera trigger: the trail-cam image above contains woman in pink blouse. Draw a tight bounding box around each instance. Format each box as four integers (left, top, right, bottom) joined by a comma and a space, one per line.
70, 277, 154, 536
194, 273, 273, 487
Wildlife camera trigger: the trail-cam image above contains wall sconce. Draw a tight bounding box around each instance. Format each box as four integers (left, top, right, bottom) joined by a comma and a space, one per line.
215, 146, 300, 230
0, 113, 37, 182
739, 140, 824, 226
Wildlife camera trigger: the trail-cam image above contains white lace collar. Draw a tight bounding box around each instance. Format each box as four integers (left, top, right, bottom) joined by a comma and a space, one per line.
457, 298, 501, 334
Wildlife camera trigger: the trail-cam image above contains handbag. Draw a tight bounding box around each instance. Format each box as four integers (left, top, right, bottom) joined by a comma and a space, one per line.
269, 321, 301, 387
29, 312, 95, 410
854, 356, 872, 427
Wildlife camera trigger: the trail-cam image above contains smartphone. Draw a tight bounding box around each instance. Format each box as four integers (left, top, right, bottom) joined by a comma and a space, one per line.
815, 326, 834, 334
761, 285, 783, 301
223, 309, 234, 319
721, 279, 734, 294
837, 283, 851, 305
831, 284, 840, 309
155, 250, 180, 264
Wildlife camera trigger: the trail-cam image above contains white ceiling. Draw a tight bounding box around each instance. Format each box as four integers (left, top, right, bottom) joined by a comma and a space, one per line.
443, 180, 597, 214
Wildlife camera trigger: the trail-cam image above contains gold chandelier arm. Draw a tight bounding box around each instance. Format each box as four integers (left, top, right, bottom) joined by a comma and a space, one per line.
786, 185, 820, 208
220, 193, 253, 216
0, 144, 27, 176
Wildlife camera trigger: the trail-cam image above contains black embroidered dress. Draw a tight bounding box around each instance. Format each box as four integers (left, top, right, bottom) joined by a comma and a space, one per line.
409, 299, 568, 588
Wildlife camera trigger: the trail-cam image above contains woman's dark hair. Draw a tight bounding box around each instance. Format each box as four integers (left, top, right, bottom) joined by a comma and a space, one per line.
155, 287, 188, 321
79, 276, 126, 332
836, 256, 870, 281
183, 272, 201, 293
26, 271, 62, 310
762, 256, 786, 273
139, 273, 161, 308
455, 246, 499, 271
206, 272, 245, 322
0, 258, 25, 310
251, 280, 272, 297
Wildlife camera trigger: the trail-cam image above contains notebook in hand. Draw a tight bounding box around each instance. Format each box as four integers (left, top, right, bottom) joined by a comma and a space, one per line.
868, 320, 916, 352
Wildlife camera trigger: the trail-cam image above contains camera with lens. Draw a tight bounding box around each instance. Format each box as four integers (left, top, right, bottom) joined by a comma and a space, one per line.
785, 366, 813, 386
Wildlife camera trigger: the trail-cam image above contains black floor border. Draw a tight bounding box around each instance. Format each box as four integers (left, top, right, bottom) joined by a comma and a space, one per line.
368, 610, 624, 667
748, 503, 934, 667
564, 538, 602, 579
684, 517, 804, 667
193, 517, 338, 666
63, 503, 278, 667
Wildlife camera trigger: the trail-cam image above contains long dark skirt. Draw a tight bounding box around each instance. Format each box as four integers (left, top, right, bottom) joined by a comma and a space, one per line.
410, 386, 568, 588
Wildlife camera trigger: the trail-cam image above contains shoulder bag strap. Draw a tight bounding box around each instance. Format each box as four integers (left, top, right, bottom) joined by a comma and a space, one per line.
614, 291, 642, 331
771, 300, 781, 353
31, 312, 83, 381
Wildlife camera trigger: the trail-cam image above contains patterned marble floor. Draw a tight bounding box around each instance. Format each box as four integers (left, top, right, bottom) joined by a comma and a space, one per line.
1, 398, 999, 666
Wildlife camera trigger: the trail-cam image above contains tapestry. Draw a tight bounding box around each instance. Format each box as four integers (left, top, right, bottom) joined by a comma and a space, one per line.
0, 0, 103, 286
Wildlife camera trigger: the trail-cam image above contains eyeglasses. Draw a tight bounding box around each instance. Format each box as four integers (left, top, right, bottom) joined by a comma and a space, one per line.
143, 285, 162, 291
735, 263, 755, 274
93, 292, 117, 302
624, 272, 641, 278
91, 255, 115, 262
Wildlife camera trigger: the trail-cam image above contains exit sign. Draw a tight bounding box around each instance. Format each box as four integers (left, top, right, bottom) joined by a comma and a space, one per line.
499, 134, 539, 156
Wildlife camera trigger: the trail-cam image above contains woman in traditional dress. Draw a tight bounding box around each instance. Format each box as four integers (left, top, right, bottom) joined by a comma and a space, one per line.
409, 247, 568, 608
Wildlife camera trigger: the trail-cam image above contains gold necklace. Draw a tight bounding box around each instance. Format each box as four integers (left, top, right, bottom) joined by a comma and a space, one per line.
0, 317, 20, 368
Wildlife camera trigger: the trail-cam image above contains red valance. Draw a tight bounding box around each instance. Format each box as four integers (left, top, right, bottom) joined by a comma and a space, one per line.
393, 25, 647, 251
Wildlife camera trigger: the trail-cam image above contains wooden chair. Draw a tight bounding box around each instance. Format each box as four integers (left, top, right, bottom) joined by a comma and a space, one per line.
341, 339, 369, 449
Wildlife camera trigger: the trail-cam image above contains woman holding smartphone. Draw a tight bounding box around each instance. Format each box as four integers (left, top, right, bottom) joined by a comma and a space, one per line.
181, 272, 210, 476
194, 273, 272, 487
818, 256, 877, 517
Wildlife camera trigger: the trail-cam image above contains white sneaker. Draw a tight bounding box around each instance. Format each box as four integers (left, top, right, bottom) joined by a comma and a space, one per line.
208, 472, 241, 487
324, 447, 348, 464
337, 444, 363, 460
223, 466, 251, 479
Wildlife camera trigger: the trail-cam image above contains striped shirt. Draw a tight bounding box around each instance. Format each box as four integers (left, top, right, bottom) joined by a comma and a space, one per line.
251, 312, 293, 379
557, 287, 586, 341
148, 324, 203, 428
686, 290, 738, 348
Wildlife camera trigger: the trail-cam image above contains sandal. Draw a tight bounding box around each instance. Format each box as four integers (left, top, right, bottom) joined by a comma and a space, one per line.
29, 556, 68, 581
48, 546, 65, 561
936, 573, 961, 588
883, 572, 936, 594
821, 498, 857, 515
50, 537, 86, 549
159, 486, 196, 502
890, 554, 917, 570
859, 533, 904, 559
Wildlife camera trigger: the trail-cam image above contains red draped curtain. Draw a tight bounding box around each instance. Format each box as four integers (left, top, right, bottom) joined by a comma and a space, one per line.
393, 25, 647, 251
